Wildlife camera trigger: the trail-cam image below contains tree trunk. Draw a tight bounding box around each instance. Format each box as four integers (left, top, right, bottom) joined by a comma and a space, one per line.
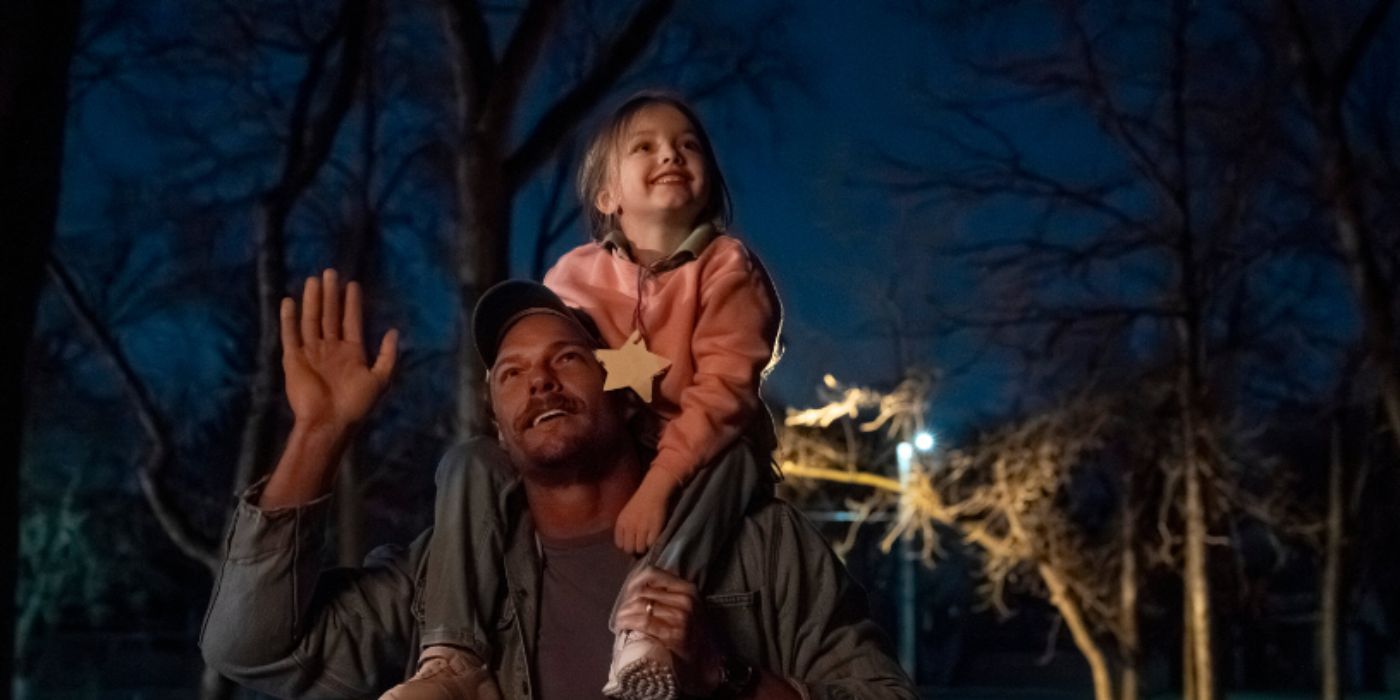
1167, 0, 1214, 690
1182, 610, 1196, 700
233, 201, 291, 493
1041, 564, 1114, 700
1, 0, 82, 692
1321, 419, 1345, 700
1318, 120, 1400, 458
453, 150, 511, 438
1119, 493, 1140, 700
1182, 443, 1214, 700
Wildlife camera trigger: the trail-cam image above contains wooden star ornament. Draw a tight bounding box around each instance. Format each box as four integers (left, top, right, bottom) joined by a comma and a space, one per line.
594, 330, 671, 403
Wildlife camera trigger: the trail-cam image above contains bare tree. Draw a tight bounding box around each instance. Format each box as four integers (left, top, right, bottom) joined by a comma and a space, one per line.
1275, 0, 1400, 458
234, 0, 379, 497
873, 1, 1356, 695
782, 375, 1140, 700
782, 367, 1308, 700
39, 1, 379, 695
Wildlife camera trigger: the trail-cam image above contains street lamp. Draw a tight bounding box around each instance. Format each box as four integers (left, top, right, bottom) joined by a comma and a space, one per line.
913, 431, 935, 452
896, 441, 916, 680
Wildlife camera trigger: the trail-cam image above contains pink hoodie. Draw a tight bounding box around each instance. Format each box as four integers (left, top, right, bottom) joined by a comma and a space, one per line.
543, 228, 780, 484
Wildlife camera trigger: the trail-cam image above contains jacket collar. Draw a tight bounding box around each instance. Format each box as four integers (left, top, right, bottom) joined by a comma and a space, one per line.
599, 223, 718, 272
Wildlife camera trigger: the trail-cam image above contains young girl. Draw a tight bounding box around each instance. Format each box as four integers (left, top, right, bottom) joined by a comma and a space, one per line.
386, 92, 780, 700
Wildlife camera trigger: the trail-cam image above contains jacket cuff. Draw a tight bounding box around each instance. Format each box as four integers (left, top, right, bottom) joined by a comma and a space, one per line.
225, 477, 332, 561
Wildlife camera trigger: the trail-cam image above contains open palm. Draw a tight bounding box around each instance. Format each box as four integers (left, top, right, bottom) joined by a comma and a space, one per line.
281, 269, 398, 431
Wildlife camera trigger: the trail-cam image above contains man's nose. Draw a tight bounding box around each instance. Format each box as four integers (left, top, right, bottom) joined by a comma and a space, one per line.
528, 366, 559, 394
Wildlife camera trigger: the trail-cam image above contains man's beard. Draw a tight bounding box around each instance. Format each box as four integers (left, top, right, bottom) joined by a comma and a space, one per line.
513, 430, 627, 487
506, 395, 623, 485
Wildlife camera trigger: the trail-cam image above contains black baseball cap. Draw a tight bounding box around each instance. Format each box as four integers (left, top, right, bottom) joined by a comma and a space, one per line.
472, 280, 601, 367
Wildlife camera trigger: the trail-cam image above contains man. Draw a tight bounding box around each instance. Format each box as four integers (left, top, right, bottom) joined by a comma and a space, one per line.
200, 270, 916, 699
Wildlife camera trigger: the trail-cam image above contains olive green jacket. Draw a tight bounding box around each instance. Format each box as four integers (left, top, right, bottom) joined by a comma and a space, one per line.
199, 482, 916, 700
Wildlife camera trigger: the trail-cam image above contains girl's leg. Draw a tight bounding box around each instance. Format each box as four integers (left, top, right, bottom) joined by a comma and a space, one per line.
383, 438, 516, 699
648, 437, 775, 583
420, 436, 517, 656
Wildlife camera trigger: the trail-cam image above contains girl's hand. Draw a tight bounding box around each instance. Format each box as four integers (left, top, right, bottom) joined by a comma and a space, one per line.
281, 269, 398, 433
614, 468, 680, 554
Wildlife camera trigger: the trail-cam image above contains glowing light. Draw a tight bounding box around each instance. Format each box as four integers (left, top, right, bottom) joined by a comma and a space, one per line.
914, 431, 935, 452
896, 442, 914, 463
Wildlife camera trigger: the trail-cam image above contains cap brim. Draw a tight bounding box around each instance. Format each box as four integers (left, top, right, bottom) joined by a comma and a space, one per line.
472, 280, 591, 367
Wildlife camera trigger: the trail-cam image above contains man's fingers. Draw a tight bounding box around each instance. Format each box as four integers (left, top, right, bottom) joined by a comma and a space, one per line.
344, 281, 364, 346
620, 564, 678, 603
621, 566, 667, 597
371, 328, 399, 380
300, 276, 322, 346
624, 593, 688, 621
617, 611, 679, 634
321, 269, 341, 340
617, 603, 683, 629
628, 566, 695, 596
613, 611, 657, 636
614, 610, 686, 651
279, 297, 301, 351
636, 587, 694, 612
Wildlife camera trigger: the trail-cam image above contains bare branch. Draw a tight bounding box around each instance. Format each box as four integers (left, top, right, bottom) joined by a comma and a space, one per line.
503, 0, 677, 190
45, 256, 218, 571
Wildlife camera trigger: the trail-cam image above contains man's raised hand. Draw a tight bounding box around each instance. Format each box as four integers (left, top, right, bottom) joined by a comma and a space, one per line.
281, 269, 399, 432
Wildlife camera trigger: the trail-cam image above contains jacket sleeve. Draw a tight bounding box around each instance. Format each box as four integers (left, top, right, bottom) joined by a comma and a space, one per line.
651, 248, 780, 484
199, 491, 424, 698
766, 505, 918, 700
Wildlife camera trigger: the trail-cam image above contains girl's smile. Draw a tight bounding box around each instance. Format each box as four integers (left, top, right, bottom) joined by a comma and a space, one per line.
600, 103, 710, 227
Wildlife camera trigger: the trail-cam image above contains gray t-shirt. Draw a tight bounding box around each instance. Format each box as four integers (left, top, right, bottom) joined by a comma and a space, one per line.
536, 527, 635, 699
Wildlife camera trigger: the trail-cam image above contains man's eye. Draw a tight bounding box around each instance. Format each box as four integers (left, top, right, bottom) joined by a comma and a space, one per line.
500, 367, 521, 381
557, 352, 580, 363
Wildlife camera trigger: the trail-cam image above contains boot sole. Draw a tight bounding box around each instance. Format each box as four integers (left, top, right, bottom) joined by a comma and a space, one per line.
606, 656, 676, 700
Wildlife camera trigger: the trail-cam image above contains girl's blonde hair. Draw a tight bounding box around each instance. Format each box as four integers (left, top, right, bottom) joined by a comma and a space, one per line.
577, 91, 732, 241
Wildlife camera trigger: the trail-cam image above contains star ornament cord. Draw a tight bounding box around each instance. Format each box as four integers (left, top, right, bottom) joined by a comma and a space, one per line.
594, 330, 671, 403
